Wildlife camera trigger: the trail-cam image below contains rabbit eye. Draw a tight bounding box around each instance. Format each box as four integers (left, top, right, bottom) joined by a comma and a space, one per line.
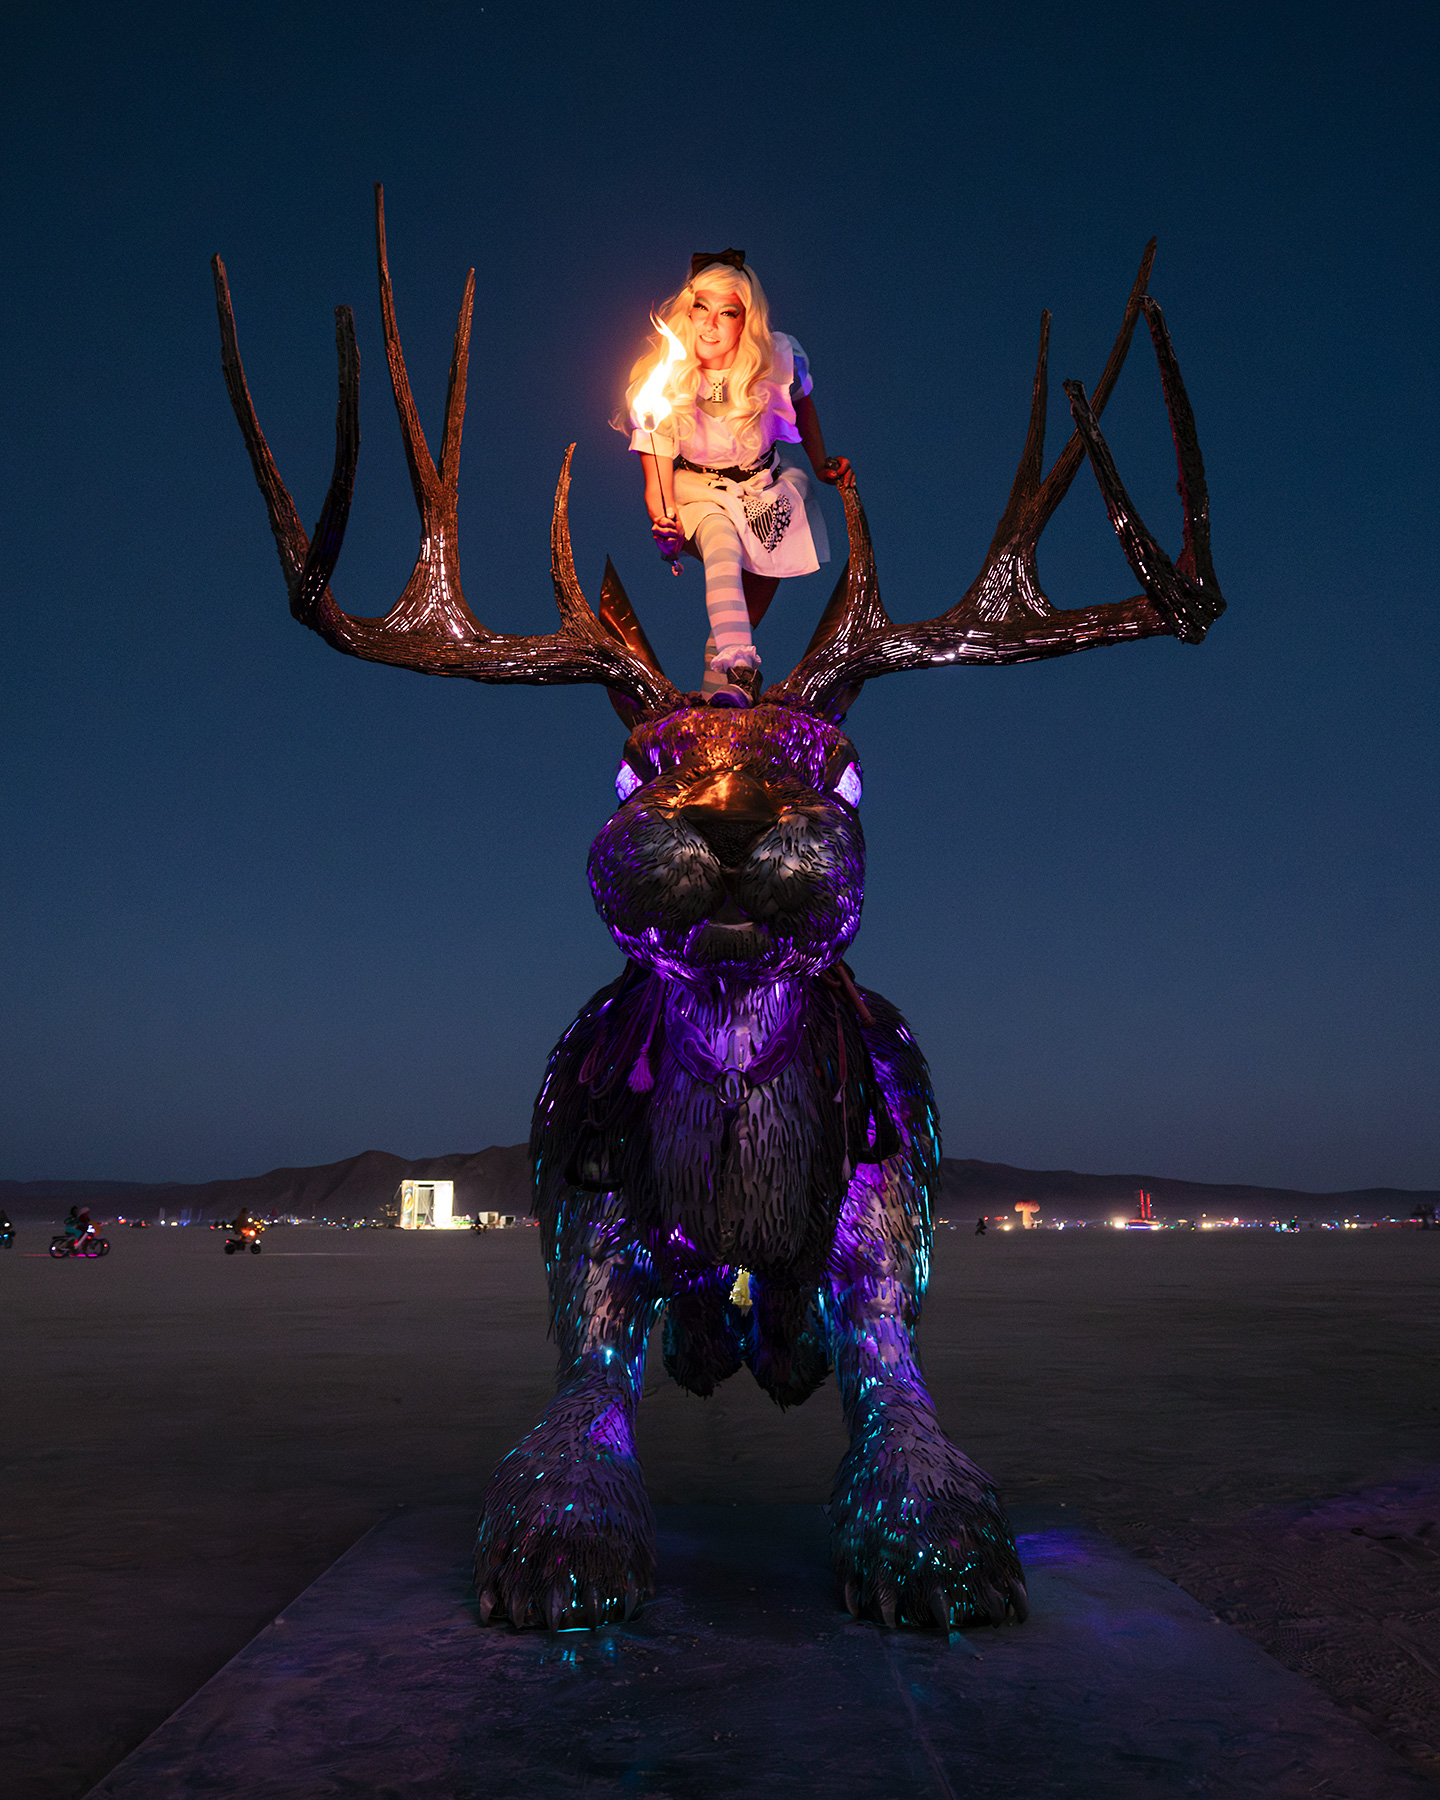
616, 747, 664, 801
821, 738, 862, 804
834, 762, 862, 807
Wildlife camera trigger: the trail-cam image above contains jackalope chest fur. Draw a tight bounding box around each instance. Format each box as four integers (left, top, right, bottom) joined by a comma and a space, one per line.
214, 187, 1225, 1632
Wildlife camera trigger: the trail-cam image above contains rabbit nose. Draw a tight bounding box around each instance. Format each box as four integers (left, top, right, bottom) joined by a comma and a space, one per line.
680, 771, 781, 866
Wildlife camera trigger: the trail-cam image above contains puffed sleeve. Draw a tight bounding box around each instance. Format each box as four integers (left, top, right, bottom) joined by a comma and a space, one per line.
785, 335, 814, 400
629, 419, 677, 456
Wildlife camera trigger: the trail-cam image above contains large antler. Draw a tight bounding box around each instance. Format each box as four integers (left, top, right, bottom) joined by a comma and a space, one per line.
771, 243, 1226, 721
212, 185, 680, 715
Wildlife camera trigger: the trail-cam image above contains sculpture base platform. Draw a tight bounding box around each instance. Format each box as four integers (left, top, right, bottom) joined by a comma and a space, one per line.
87, 1504, 1427, 1799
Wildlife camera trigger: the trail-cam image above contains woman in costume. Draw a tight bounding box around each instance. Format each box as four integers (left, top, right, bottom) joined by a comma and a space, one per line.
625, 249, 853, 705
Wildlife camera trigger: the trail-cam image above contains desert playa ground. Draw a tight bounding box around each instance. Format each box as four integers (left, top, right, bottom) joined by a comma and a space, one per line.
5, 1222, 1440, 1796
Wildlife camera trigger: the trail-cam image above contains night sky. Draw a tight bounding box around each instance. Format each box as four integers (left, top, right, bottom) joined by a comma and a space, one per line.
3, 3, 1435, 1191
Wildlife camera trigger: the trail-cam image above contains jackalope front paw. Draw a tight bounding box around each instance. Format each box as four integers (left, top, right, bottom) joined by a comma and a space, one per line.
475, 1387, 655, 1629
830, 1395, 1027, 1629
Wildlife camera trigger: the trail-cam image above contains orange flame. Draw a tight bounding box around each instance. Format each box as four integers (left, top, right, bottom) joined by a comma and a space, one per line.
634, 315, 685, 433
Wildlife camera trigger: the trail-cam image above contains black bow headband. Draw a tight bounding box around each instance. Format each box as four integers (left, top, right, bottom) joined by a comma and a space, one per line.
690, 247, 746, 280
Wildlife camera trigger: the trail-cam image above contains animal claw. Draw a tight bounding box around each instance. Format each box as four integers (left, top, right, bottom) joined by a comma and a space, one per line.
844, 1577, 860, 1619
477, 1586, 497, 1626
977, 1581, 1007, 1627
585, 1584, 604, 1628
927, 1585, 950, 1632
624, 1575, 640, 1621
878, 1582, 899, 1630
1007, 1576, 1029, 1623
546, 1585, 569, 1632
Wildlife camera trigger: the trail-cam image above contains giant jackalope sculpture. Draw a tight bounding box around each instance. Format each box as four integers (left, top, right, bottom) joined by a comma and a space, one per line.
213, 187, 1224, 1634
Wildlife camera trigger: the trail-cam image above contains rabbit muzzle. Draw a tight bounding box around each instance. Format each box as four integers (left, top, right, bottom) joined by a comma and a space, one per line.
589, 777, 864, 984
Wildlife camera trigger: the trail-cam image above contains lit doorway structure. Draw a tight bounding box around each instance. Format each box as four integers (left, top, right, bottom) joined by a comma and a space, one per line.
396, 1179, 456, 1229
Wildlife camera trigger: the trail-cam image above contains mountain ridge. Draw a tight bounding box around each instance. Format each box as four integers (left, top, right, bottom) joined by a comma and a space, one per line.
3, 1149, 1433, 1222
0, 1146, 532, 1221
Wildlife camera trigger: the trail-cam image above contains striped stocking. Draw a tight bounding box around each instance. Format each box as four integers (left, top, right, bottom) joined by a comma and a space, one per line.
694, 513, 758, 694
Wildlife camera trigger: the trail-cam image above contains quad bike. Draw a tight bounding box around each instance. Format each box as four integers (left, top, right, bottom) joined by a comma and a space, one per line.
224, 1222, 264, 1255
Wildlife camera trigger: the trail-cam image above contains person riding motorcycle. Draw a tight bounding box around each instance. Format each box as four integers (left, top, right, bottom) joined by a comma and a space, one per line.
63, 1206, 97, 1250
227, 1207, 263, 1250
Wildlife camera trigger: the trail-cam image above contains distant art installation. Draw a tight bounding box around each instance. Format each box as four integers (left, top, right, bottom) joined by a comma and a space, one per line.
212, 187, 1225, 1633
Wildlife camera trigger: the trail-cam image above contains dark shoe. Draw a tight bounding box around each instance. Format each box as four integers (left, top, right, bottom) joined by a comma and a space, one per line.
709, 665, 761, 707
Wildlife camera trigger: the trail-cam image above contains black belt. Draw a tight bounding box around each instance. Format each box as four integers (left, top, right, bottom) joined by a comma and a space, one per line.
674, 446, 778, 483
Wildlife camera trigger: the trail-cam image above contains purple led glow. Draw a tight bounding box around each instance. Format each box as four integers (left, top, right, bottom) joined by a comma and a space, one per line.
477, 703, 1025, 1633
587, 1399, 632, 1455
589, 707, 866, 991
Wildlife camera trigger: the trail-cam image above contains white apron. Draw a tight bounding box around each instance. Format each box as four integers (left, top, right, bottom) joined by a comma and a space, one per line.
672, 457, 830, 579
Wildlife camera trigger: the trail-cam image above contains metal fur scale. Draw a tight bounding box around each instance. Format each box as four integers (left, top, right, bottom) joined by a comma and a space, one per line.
213, 192, 1226, 1634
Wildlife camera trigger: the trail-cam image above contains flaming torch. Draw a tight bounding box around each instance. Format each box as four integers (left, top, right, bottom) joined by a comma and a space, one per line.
634, 315, 685, 575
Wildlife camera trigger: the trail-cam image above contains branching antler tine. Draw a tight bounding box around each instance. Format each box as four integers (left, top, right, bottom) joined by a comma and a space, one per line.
819, 487, 886, 644
550, 445, 593, 630
1142, 297, 1217, 589
769, 482, 891, 715
599, 558, 674, 725
1088, 238, 1157, 419
218, 201, 684, 715
840, 484, 889, 640
547, 453, 681, 711
210, 255, 309, 588
546, 447, 680, 706
768, 250, 1225, 709
790, 482, 886, 670
438, 268, 475, 487
1061, 378, 1224, 645
797, 562, 853, 661
373, 182, 439, 515
984, 310, 1050, 559
598, 558, 669, 683
935, 248, 1155, 640
295, 307, 361, 630
1032, 238, 1155, 532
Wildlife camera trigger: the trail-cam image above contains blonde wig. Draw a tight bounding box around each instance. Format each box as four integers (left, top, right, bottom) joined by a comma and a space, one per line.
624, 261, 777, 461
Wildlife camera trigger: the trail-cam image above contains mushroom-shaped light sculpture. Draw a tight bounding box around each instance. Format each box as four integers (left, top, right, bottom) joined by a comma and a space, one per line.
1015, 1201, 1040, 1230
